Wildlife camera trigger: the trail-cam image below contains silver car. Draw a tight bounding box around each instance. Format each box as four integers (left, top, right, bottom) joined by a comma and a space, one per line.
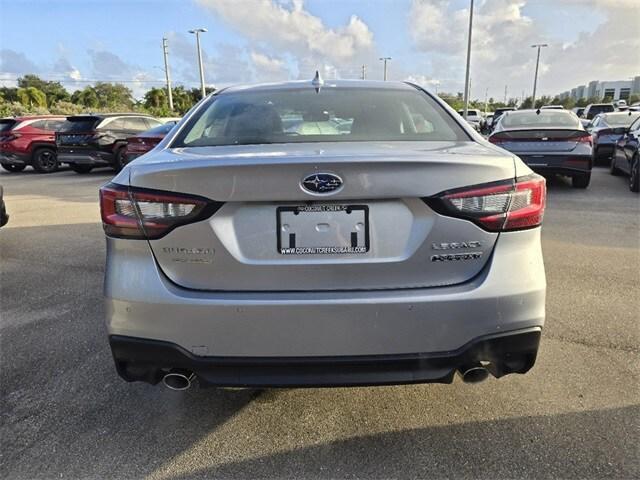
101, 79, 546, 390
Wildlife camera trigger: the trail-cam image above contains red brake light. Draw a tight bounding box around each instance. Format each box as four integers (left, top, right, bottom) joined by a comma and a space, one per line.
0, 133, 21, 142
99, 183, 222, 239
425, 174, 546, 232
576, 134, 592, 146
488, 135, 504, 144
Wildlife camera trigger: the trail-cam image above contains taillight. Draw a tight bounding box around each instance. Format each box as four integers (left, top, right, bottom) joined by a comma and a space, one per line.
0, 133, 21, 142
576, 134, 592, 146
424, 174, 546, 232
99, 183, 222, 239
488, 135, 504, 144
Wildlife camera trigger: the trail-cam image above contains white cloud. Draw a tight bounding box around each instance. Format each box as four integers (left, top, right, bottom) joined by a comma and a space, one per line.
249, 51, 289, 81
196, 0, 376, 78
408, 0, 639, 99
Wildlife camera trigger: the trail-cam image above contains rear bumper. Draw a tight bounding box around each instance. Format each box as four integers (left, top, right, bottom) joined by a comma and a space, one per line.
105, 228, 546, 385
110, 327, 541, 387
58, 149, 113, 166
0, 151, 29, 166
594, 144, 615, 158
518, 154, 592, 175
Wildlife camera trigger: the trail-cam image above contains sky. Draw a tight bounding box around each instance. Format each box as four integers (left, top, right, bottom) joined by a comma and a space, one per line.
0, 0, 638, 101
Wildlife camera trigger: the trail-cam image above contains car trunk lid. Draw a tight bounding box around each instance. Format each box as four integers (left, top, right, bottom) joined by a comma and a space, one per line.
130, 141, 515, 292
490, 129, 589, 152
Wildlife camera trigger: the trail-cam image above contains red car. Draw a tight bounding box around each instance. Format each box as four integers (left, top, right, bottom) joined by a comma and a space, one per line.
0, 116, 67, 173
124, 121, 178, 164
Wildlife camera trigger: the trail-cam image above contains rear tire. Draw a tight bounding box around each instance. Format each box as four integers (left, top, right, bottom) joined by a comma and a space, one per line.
572, 173, 591, 189
112, 146, 126, 172
31, 147, 58, 173
70, 164, 93, 174
1, 163, 26, 173
609, 156, 622, 176
630, 155, 639, 193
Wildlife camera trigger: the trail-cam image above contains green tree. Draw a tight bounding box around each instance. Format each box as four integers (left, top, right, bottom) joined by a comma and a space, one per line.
17, 74, 70, 106
17, 87, 47, 108
92, 82, 134, 109
143, 87, 167, 109
0, 87, 18, 103
72, 87, 99, 109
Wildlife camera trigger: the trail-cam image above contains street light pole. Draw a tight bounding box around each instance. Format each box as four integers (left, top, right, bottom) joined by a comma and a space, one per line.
531, 43, 548, 108
462, 0, 474, 120
379, 57, 391, 81
189, 28, 208, 99
162, 37, 174, 111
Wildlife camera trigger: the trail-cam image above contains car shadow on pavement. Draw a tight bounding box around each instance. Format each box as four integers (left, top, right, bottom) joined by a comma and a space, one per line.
165, 404, 639, 480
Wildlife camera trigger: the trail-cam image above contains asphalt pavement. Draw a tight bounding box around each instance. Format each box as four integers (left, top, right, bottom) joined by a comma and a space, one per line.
1, 166, 638, 479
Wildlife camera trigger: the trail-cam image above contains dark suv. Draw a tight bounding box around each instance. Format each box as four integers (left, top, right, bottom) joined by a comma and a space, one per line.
0, 116, 67, 173
56, 114, 163, 173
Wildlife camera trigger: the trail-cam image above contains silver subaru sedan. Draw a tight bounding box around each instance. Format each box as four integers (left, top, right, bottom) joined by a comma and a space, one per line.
101, 79, 546, 390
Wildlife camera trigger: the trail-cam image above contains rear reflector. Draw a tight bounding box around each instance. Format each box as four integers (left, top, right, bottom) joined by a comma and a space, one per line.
99, 183, 222, 239
424, 174, 546, 232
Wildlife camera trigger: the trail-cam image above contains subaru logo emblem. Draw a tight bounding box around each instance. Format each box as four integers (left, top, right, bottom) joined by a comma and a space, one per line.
301, 173, 343, 194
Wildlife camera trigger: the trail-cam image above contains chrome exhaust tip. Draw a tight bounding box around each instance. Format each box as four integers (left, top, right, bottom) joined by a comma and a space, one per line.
162, 370, 195, 391
458, 363, 490, 384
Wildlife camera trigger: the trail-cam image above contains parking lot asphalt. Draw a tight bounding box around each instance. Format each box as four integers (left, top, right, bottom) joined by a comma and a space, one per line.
1, 166, 638, 479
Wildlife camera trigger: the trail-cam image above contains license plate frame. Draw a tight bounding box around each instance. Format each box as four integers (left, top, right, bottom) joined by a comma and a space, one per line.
276, 204, 370, 255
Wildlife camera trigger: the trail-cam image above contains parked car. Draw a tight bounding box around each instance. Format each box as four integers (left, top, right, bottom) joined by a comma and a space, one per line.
0, 185, 8, 227
158, 117, 182, 124
589, 111, 640, 163
0, 116, 67, 173
456, 109, 484, 130
582, 103, 615, 120
482, 114, 494, 134
610, 115, 640, 192
489, 109, 592, 188
124, 121, 178, 163
540, 105, 564, 110
489, 107, 516, 131
101, 79, 546, 390
572, 107, 585, 117
56, 114, 163, 173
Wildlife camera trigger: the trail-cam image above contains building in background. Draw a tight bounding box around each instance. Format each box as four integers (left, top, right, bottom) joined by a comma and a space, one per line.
560, 76, 640, 101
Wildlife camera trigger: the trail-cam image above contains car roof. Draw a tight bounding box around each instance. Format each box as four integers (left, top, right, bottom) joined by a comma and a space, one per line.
586, 103, 613, 108
218, 79, 418, 95
13, 115, 67, 121
68, 113, 155, 118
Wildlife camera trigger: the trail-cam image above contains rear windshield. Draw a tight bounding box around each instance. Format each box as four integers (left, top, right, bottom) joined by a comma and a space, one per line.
500, 111, 579, 129
0, 120, 17, 132
60, 116, 101, 133
587, 105, 614, 118
458, 110, 480, 116
603, 113, 640, 126
172, 87, 467, 147
142, 122, 176, 136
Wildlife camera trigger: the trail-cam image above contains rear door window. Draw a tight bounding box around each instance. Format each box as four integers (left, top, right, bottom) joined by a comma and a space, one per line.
29, 120, 49, 130
144, 118, 163, 129
0, 120, 17, 132
61, 117, 101, 132
44, 120, 65, 131
124, 117, 150, 132
102, 118, 125, 130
